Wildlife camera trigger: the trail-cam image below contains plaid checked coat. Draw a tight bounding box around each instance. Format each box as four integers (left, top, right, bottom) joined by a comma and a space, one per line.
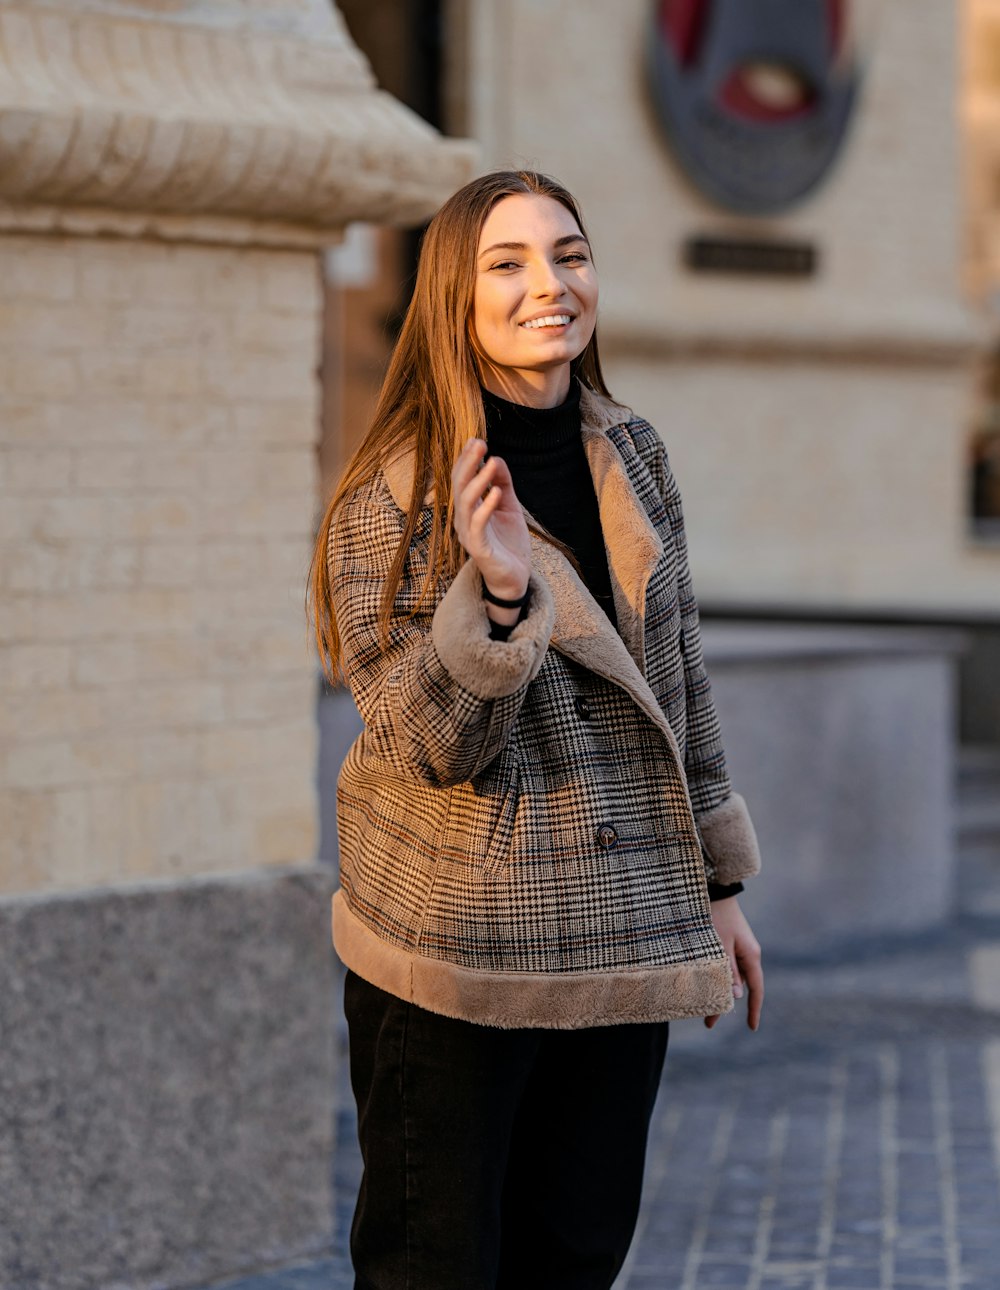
329, 385, 761, 1029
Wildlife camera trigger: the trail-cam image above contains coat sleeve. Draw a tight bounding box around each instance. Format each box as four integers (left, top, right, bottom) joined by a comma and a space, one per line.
629, 419, 761, 885
330, 484, 555, 788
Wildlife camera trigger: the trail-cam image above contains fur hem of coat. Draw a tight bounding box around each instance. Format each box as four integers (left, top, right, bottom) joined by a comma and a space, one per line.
333, 889, 735, 1030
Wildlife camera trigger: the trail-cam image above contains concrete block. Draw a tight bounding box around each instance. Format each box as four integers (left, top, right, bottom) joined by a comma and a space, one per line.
75, 353, 145, 397
138, 448, 204, 492
4, 688, 104, 742
75, 542, 142, 590
0, 643, 72, 690
4, 739, 78, 791
4, 545, 74, 595
0, 595, 35, 644
3, 497, 126, 546
72, 640, 138, 688
107, 305, 230, 352
221, 674, 317, 724
0, 302, 109, 352
143, 400, 232, 445
204, 623, 314, 675
258, 254, 322, 315
233, 309, 318, 351
0, 867, 336, 1290
0, 791, 52, 892
198, 719, 313, 776
2, 354, 78, 399
702, 622, 964, 956
183, 541, 246, 585
138, 730, 201, 778
4, 448, 73, 492
200, 253, 262, 309
202, 355, 309, 403
3, 243, 77, 302
128, 679, 227, 728
78, 256, 137, 305
132, 634, 203, 686
66, 398, 151, 445
73, 446, 141, 490
133, 251, 213, 305
126, 495, 199, 541
139, 543, 202, 588
139, 353, 203, 398
232, 400, 319, 446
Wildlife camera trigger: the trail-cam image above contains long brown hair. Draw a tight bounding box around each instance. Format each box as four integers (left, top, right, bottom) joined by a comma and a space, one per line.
308, 169, 611, 682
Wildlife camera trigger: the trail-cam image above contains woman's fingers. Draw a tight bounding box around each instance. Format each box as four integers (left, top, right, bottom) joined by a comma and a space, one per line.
467, 480, 503, 542
452, 439, 531, 597
452, 438, 488, 496
454, 442, 500, 527
740, 949, 764, 1032
704, 898, 763, 1031
453, 443, 522, 556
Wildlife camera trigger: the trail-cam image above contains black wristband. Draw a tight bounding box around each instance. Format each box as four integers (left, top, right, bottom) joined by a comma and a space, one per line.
482, 584, 529, 610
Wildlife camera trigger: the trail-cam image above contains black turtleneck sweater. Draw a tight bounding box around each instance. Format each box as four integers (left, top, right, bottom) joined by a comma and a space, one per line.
480, 381, 742, 903
482, 380, 617, 626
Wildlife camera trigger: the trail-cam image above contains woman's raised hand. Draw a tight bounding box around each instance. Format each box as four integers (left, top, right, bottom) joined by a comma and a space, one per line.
451, 439, 532, 602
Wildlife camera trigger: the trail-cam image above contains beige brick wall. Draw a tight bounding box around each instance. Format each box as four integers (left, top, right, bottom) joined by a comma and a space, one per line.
0, 236, 320, 897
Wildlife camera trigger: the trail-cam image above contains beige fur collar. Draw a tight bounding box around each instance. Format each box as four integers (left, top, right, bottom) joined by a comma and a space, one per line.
380, 385, 679, 757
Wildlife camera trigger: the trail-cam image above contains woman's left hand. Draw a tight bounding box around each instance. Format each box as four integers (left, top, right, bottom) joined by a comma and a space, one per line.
705, 897, 763, 1031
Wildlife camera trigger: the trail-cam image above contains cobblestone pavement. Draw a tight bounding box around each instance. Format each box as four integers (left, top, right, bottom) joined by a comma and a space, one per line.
199, 905, 1000, 1290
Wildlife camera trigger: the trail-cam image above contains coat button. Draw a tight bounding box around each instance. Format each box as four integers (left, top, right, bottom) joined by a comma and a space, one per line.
574, 696, 592, 720
596, 823, 618, 849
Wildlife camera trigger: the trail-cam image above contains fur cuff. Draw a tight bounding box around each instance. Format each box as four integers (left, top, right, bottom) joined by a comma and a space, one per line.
431, 559, 555, 700
697, 793, 762, 884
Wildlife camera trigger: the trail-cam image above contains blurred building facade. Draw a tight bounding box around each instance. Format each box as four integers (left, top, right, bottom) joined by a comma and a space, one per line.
329, 0, 1000, 729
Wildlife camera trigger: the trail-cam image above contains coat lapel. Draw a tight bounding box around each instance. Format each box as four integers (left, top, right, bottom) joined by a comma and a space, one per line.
526, 528, 676, 748
581, 425, 664, 675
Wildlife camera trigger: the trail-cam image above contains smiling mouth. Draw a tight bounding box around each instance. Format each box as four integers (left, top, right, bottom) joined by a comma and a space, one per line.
519, 314, 573, 329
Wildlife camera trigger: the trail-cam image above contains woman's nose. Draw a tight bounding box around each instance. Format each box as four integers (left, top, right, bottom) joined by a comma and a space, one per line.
529, 259, 565, 297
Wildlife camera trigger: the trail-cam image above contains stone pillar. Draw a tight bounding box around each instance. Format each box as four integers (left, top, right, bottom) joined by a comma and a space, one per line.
0, 3, 474, 1288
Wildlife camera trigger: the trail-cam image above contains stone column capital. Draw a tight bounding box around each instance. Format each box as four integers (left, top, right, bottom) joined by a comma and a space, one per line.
0, 0, 477, 246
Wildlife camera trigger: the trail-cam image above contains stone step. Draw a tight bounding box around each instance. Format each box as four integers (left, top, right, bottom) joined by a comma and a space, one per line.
958, 795, 1000, 841
957, 746, 1000, 846
958, 743, 1000, 792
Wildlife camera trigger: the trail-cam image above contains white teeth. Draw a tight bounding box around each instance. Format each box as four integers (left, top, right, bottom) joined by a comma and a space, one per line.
520, 314, 572, 329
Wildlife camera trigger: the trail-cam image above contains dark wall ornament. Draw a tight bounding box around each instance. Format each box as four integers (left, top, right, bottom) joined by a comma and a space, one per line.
646, 0, 865, 215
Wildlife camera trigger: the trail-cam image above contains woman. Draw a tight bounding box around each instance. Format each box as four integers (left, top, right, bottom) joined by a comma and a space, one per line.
309, 170, 763, 1290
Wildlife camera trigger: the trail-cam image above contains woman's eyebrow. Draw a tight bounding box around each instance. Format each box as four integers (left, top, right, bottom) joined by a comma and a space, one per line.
478, 233, 589, 258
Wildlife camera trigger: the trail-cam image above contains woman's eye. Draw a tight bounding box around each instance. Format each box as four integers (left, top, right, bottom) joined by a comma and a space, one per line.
490, 260, 520, 271
559, 252, 588, 264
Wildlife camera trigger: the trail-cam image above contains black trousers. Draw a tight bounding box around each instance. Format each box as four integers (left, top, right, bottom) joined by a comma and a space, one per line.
345, 970, 670, 1290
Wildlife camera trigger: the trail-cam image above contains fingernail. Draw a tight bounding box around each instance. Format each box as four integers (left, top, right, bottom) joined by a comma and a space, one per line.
733, 983, 744, 999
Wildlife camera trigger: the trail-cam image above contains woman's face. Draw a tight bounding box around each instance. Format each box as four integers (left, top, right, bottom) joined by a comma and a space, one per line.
472, 193, 598, 406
